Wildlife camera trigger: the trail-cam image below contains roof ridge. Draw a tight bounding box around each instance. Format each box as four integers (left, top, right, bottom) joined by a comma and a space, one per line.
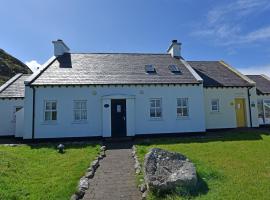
70, 52, 169, 55
0, 74, 23, 94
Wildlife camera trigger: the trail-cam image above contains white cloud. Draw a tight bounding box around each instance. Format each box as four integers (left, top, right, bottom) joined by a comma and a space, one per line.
25, 60, 41, 72
237, 64, 270, 76
193, 0, 270, 45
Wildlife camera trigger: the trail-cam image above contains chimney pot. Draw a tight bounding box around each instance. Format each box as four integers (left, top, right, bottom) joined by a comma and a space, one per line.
52, 39, 70, 56
167, 40, 181, 58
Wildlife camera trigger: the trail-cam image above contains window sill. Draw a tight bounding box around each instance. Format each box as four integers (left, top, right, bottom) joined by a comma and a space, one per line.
176, 116, 190, 120
41, 121, 58, 125
210, 111, 220, 114
149, 117, 163, 121
72, 120, 88, 124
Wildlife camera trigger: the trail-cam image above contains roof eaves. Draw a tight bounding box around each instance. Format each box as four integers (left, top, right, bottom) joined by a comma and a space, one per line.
180, 59, 203, 83
0, 73, 23, 93
219, 61, 256, 86
24, 56, 56, 86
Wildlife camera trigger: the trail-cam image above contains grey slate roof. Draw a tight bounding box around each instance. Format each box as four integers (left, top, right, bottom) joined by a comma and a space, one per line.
0, 74, 30, 98
188, 61, 253, 87
30, 53, 200, 85
246, 75, 270, 94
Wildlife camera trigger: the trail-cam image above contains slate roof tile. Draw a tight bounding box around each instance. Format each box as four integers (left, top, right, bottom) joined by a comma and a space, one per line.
31, 53, 199, 85
188, 61, 253, 87
246, 75, 270, 94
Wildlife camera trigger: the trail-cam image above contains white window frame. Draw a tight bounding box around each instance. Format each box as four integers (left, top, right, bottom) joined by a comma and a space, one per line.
211, 99, 220, 112
150, 98, 162, 119
177, 98, 189, 118
44, 100, 57, 122
73, 100, 88, 122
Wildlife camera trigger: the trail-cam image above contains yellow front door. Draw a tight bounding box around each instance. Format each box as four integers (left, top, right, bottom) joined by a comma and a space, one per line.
235, 98, 246, 127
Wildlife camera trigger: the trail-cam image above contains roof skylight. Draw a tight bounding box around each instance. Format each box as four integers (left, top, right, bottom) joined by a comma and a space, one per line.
169, 65, 181, 74
145, 65, 156, 74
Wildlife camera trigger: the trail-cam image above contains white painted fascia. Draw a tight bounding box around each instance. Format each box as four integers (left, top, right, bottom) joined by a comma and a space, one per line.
261, 74, 270, 82
219, 60, 256, 86
180, 59, 203, 83
24, 56, 56, 85
0, 73, 22, 93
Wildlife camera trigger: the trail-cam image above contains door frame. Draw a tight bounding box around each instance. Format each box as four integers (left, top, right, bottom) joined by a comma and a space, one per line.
101, 94, 135, 137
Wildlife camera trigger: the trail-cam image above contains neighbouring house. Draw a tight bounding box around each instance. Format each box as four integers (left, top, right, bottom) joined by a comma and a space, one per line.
188, 61, 258, 129
0, 39, 267, 139
0, 74, 31, 136
247, 75, 270, 126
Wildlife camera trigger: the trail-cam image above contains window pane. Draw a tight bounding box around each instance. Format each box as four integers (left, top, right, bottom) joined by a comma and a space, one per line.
177, 99, 181, 107
150, 108, 156, 117
177, 108, 182, 116
74, 110, 80, 120
52, 111, 57, 120
182, 99, 187, 107
156, 108, 162, 117
74, 102, 80, 109
81, 110, 87, 120
51, 102, 57, 110
81, 102, 87, 109
46, 102, 52, 110
156, 100, 161, 107
183, 108, 188, 116
45, 111, 51, 121
150, 100, 155, 108
257, 100, 264, 118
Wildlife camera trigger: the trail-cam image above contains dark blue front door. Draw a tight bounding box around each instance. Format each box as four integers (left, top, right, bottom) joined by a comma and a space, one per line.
111, 99, 127, 137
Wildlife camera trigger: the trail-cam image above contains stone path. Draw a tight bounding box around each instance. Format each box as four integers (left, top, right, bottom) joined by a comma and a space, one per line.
82, 142, 141, 200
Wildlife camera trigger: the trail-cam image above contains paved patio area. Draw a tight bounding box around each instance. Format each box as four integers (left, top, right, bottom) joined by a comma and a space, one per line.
82, 142, 141, 200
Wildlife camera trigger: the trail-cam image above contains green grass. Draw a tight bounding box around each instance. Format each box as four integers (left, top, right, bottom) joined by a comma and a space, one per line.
0, 143, 100, 200
136, 130, 270, 200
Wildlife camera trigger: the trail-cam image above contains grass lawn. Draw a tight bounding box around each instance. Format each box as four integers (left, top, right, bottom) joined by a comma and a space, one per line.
136, 130, 270, 200
0, 143, 100, 200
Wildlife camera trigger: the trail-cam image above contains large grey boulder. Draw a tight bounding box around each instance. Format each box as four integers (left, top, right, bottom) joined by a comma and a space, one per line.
144, 148, 197, 191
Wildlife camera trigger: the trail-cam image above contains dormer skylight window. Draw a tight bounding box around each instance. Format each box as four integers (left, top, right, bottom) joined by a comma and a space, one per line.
169, 65, 181, 74
145, 65, 156, 74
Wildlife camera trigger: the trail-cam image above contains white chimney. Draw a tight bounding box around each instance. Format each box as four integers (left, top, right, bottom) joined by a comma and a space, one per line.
52, 39, 70, 56
167, 40, 181, 58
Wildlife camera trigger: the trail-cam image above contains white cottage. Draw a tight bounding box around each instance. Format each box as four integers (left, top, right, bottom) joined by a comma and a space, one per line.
188, 61, 259, 129
0, 40, 266, 140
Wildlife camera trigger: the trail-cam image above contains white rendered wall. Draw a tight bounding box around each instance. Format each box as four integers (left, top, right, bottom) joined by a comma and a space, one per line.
204, 87, 259, 129
0, 99, 24, 136
23, 84, 206, 139
15, 108, 24, 137
23, 86, 34, 139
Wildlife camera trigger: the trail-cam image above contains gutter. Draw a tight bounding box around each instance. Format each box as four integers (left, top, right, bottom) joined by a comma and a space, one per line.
32, 87, 36, 139
247, 87, 253, 128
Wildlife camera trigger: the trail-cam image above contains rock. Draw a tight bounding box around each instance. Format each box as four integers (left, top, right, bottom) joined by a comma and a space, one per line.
100, 146, 106, 151
144, 148, 197, 191
91, 160, 99, 170
142, 191, 148, 199
70, 194, 79, 200
140, 183, 147, 193
79, 177, 89, 190
100, 151, 106, 157
85, 170, 95, 179
75, 187, 85, 198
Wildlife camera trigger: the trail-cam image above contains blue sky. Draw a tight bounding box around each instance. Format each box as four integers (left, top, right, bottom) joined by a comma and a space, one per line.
1, 0, 270, 75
